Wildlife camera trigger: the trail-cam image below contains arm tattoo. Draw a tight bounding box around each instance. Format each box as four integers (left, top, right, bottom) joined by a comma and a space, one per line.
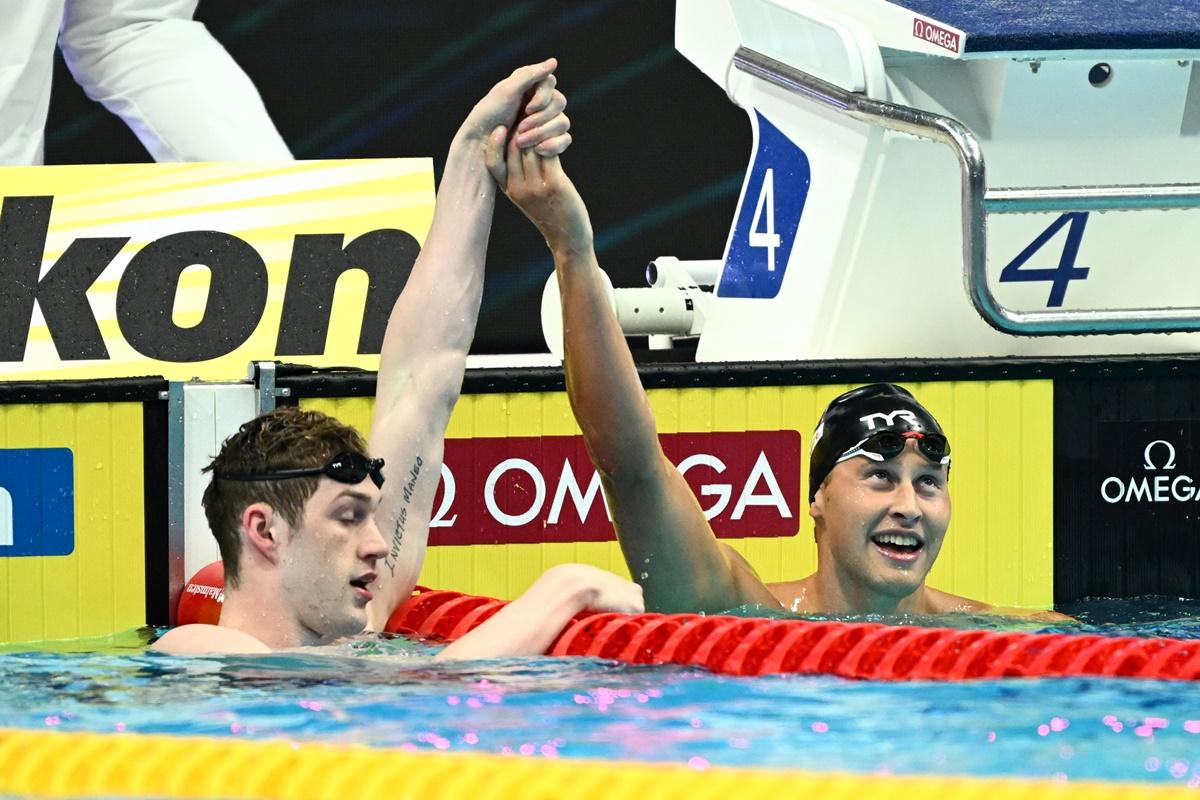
384, 455, 423, 576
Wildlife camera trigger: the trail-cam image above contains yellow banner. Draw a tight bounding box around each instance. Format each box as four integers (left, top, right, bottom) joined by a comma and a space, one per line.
305, 378, 1055, 610
0, 160, 435, 381
0, 401, 145, 645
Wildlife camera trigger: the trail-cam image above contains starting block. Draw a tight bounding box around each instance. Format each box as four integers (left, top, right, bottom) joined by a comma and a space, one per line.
668, 0, 1200, 361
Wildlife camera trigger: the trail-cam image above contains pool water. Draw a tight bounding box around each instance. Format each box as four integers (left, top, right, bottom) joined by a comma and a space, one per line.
2, 598, 1199, 786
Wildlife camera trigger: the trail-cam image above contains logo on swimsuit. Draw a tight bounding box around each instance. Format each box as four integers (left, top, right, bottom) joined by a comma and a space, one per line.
859, 410, 920, 431
1100, 439, 1199, 503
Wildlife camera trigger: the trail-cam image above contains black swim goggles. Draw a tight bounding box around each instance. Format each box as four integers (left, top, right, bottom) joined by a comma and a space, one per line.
836, 431, 950, 467
216, 451, 386, 488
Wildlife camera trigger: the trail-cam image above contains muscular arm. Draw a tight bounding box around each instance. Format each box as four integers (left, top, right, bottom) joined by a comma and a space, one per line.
499, 144, 778, 613
437, 564, 642, 659
366, 61, 572, 631
365, 130, 493, 626
59, 0, 291, 161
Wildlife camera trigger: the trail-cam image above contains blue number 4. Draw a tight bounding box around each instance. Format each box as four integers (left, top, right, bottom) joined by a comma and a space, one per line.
998, 212, 1090, 307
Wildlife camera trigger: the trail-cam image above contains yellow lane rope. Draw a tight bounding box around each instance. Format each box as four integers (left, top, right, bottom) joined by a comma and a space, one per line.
0, 728, 1191, 799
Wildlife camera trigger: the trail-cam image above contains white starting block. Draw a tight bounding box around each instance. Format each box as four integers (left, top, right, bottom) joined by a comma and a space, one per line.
658, 0, 1200, 361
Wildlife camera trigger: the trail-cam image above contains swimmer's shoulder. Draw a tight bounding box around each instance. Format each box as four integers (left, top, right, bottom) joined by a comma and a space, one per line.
985, 605, 1077, 622
718, 543, 787, 609
151, 624, 271, 655
928, 588, 1077, 622
925, 586, 990, 614
766, 575, 817, 613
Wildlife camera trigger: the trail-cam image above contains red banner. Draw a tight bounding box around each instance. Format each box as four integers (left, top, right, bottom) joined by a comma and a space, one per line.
428, 430, 802, 546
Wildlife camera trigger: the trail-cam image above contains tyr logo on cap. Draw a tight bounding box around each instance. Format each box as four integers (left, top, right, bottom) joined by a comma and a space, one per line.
859, 410, 920, 431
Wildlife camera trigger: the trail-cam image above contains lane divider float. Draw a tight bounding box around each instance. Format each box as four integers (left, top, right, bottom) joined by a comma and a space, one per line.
385, 589, 1200, 681
178, 563, 1200, 681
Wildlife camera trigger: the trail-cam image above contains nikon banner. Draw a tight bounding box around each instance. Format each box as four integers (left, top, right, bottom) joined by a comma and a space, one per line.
0, 161, 434, 381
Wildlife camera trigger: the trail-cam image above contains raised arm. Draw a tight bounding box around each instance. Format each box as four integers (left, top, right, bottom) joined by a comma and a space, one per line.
366, 61, 572, 631
495, 142, 778, 613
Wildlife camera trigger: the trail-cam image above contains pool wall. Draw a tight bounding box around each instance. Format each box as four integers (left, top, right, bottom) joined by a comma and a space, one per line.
5, 356, 1200, 646
0, 379, 165, 644
300, 374, 1054, 608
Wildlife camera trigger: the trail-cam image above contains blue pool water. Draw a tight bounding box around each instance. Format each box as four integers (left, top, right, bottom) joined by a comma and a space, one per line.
2, 598, 1200, 786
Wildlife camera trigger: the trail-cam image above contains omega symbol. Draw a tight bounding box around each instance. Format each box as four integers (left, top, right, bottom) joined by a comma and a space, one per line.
1142, 440, 1177, 471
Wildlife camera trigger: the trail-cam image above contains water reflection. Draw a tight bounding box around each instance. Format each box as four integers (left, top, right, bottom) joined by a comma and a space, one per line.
0, 598, 1199, 785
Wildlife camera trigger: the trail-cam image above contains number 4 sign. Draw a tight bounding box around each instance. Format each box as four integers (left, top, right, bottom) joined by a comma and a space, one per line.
718, 111, 811, 299
998, 212, 1091, 307
749, 168, 782, 273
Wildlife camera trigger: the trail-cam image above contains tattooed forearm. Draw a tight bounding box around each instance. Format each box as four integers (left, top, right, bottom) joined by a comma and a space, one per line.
384, 506, 407, 576
384, 456, 423, 576
402, 456, 423, 503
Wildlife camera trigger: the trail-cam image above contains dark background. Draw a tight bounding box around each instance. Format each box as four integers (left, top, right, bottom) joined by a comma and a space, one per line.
1054, 376, 1200, 602
43, 0, 750, 354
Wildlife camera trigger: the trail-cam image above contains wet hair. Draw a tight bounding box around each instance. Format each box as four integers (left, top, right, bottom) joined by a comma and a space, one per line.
202, 406, 369, 588
808, 383, 946, 502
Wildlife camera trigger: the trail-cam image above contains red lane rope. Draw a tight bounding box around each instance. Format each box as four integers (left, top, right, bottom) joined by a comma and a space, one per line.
385, 590, 1200, 681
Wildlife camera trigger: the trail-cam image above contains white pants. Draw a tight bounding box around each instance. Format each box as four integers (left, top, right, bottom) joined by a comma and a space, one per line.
0, 0, 292, 164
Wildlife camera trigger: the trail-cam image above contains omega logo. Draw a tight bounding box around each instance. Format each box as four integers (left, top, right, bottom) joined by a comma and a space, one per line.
1142, 440, 1177, 471
431, 451, 791, 528
1101, 438, 1196, 504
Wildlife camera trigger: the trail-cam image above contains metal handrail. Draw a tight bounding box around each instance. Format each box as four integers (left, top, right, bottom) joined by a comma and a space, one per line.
986, 184, 1200, 214
733, 46, 1200, 335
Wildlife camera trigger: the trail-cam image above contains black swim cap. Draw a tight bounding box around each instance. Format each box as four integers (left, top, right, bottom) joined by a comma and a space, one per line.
808, 384, 946, 502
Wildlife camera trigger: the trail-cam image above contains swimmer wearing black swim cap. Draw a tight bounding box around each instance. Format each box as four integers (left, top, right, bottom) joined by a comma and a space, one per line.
508, 121, 1077, 619
717, 383, 976, 613
773, 383, 979, 615
808, 383, 950, 503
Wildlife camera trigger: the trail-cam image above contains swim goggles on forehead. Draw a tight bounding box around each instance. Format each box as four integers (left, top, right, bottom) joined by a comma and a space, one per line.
836, 430, 951, 467
216, 451, 386, 489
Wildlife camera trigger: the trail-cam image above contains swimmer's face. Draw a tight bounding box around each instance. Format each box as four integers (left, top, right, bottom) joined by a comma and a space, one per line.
278, 474, 387, 642
810, 440, 950, 605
